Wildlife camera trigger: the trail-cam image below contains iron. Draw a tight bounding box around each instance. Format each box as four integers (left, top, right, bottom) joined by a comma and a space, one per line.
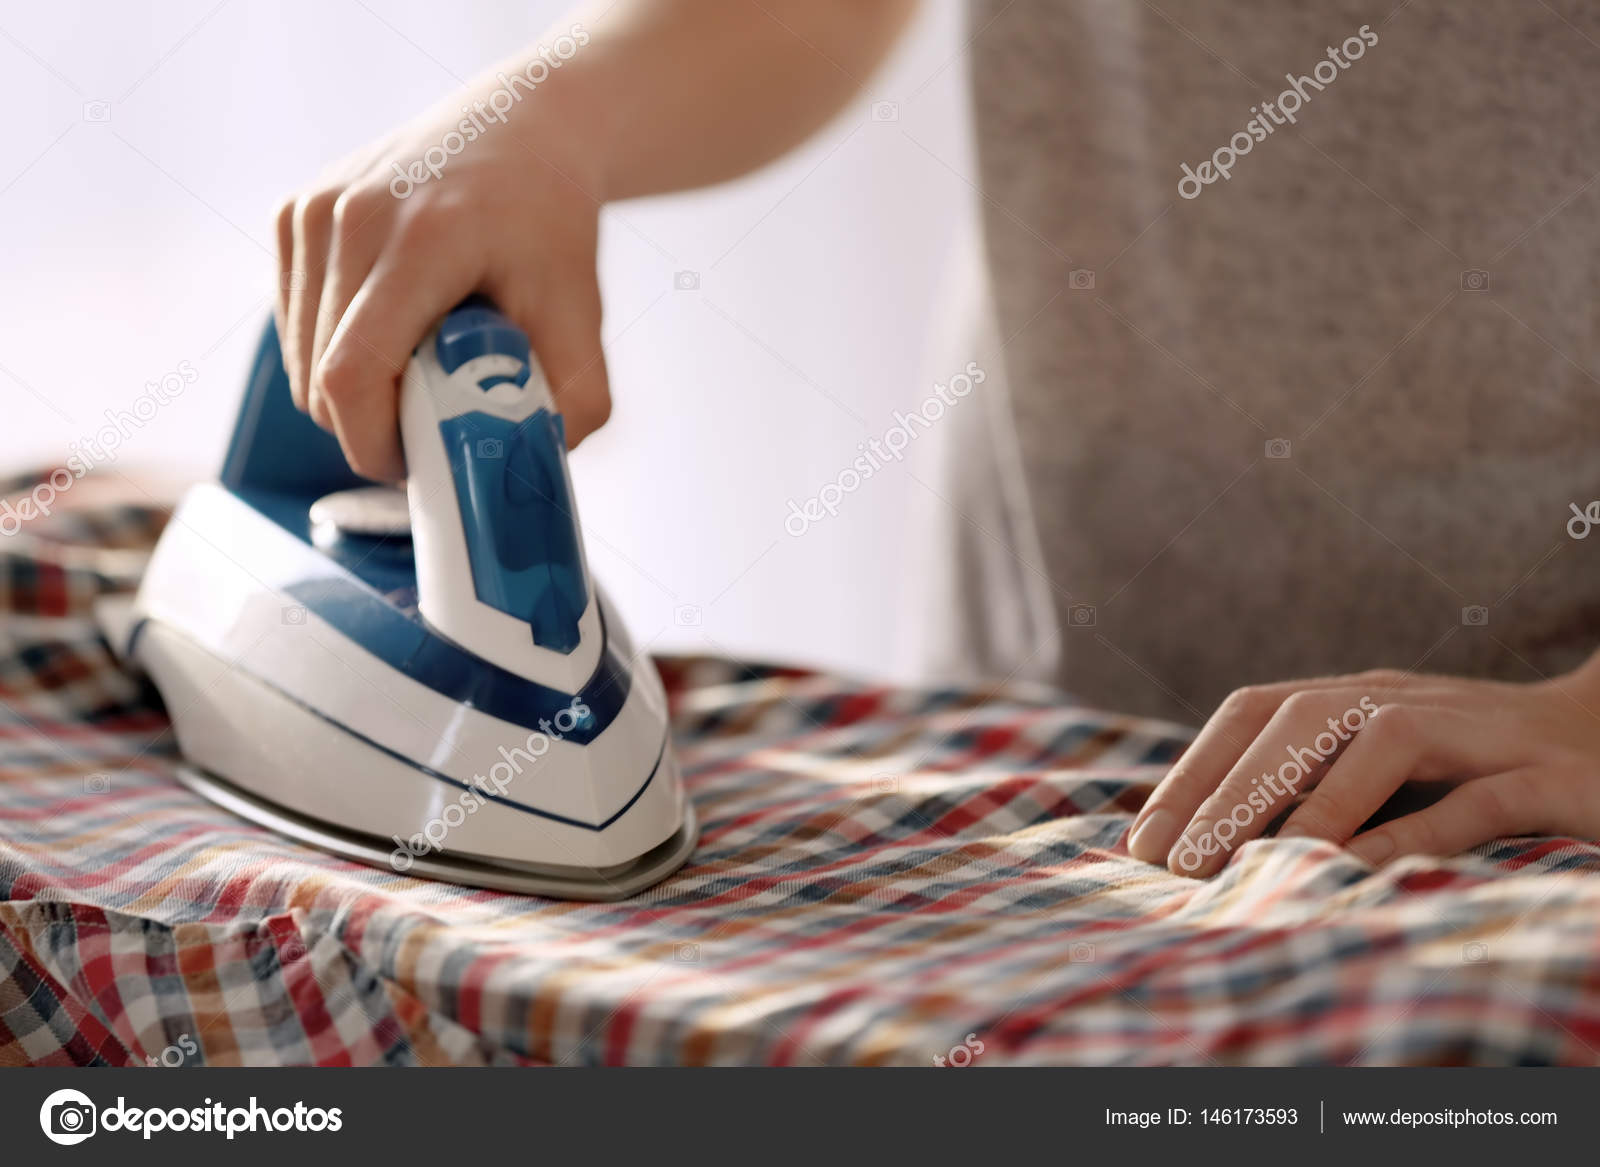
102, 299, 697, 899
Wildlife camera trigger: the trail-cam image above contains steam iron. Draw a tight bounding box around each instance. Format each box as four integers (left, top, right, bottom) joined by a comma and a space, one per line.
105, 299, 697, 899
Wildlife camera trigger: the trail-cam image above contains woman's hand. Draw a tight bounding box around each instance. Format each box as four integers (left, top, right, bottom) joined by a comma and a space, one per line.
270, 1, 918, 484
274, 53, 609, 483
1125, 661, 1600, 877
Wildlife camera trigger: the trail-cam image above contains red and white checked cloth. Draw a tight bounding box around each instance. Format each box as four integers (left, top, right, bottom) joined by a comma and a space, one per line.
3, 491, 1600, 1066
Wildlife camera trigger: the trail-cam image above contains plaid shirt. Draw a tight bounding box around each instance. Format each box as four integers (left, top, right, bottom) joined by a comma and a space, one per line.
3, 486, 1599, 1066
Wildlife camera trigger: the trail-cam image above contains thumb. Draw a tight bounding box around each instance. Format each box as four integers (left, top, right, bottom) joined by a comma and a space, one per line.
485, 267, 611, 448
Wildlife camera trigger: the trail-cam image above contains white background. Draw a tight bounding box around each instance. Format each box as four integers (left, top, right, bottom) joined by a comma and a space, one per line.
0, 1, 1029, 684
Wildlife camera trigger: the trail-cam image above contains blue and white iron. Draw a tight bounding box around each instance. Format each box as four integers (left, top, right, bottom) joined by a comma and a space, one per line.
107, 300, 696, 898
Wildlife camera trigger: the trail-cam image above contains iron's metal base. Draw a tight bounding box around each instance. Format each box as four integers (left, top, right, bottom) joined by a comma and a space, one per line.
175, 763, 698, 901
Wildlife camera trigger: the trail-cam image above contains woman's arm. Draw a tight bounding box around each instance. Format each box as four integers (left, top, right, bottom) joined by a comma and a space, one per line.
274, 0, 917, 481
551, 0, 919, 199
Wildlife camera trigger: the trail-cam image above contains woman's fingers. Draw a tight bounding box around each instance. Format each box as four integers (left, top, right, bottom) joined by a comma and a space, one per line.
276, 189, 609, 478
1132, 682, 1377, 867
316, 232, 480, 482
1128, 682, 1301, 862
1349, 759, 1600, 865
284, 188, 340, 411
1163, 688, 1376, 876
484, 260, 610, 449
273, 197, 298, 351
1347, 767, 1552, 864
1128, 670, 1419, 863
1278, 705, 1523, 845
307, 185, 390, 429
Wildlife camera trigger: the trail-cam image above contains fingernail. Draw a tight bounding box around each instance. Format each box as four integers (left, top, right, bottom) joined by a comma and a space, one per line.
1278, 823, 1306, 838
1167, 825, 1214, 876
1127, 808, 1176, 860
1349, 834, 1394, 865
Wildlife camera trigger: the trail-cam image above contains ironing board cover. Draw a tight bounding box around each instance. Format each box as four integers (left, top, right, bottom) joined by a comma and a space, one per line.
4, 489, 1600, 1067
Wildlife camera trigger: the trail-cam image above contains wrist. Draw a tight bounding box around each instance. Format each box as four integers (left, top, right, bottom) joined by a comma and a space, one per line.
471, 26, 615, 202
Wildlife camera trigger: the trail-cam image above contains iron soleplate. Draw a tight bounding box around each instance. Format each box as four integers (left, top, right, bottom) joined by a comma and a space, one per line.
174, 763, 699, 901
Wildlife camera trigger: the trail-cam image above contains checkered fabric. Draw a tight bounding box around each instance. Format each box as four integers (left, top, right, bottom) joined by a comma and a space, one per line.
3, 488, 1600, 1066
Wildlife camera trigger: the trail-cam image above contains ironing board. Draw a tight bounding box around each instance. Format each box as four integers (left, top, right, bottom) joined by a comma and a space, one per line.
4, 489, 1600, 1066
